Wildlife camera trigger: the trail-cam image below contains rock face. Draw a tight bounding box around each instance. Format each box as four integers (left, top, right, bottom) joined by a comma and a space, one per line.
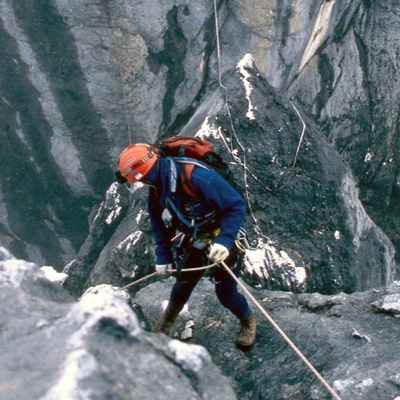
62, 182, 131, 297
0, 0, 399, 273
62, 181, 158, 298
288, 1, 400, 269
64, 58, 396, 297
2, 1, 400, 399
0, 248, 237, 400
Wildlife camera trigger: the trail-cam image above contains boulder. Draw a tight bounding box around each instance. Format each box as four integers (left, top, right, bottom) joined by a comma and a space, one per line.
0, 249, 236, 400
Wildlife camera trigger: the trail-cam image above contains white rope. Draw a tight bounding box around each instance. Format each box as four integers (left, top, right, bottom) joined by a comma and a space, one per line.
119, 261, 219, 290
106, 0, 138, 198
121, 258, 343, 399
212, 0, 271, 241
213, 0, 227, 92
220, 260, 343, 400
212, 0, 307, 242
120, 272, 158, 290
288, 100, 307, 171
169, 261, 219, 273
121, 9, 329, 396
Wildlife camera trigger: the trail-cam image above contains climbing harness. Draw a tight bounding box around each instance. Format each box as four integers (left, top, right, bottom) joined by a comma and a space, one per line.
220, 260, 342, 400
163, 193, 221, 279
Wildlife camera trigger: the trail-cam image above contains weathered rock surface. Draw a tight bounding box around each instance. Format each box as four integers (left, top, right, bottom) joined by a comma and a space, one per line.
63, 181, 159, 298
0, 248, 237, 400
63, 182, 131, 297
0, 0, 399, 272
65, 59, 397, 297
136, 277, 400, 400
2, 1, 400, 398
288, 1, 400, 267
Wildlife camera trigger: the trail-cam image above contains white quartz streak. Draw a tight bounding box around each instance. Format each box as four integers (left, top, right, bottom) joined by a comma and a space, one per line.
244, 240, 307, 287
195, 116, 220, 140
237, 54, 256, 120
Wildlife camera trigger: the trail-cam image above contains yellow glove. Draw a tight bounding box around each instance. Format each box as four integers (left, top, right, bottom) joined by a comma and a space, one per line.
208, 243, 229, 262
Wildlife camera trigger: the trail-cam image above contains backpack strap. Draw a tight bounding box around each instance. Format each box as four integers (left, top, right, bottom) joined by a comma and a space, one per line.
166, 156, 211, 198
167, 157, 178, 194
180, 164, 199, 198
175, 158, 211, 198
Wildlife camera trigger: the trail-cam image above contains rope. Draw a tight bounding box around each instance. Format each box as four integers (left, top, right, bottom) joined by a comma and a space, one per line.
213, 0, 268, 239
288, 100, 307, 172
220, 260, 343, 400
213, 0, 226, 93
120, 272, 158, 290
212, 0, 307, 240
116, 8, 330, 395
121, 258, 343, 399
119, 261, 219, 290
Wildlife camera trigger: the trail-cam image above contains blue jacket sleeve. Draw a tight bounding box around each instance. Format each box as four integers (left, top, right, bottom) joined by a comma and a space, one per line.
191, 169, 246, 250
147, 191, 174, 265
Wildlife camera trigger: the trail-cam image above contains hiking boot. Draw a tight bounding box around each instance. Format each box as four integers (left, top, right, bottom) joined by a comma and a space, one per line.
153, 306, 179, 335
236, 315, 257, 349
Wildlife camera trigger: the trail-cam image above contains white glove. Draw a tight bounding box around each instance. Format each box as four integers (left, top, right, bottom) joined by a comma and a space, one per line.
208, 243, 229, 263
155, 263, 173, 275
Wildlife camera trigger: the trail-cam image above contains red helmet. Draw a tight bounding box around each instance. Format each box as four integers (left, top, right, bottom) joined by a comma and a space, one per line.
117, 144, 158, 183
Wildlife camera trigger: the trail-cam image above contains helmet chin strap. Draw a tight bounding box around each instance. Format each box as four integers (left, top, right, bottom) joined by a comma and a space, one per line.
140, 178, 156, 189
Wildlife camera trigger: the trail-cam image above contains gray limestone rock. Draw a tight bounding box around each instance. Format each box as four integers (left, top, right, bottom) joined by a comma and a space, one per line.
62, 182, 130, 297
0, 257, 237, 400
0, 0, 399, 272
67, 59, 396, 295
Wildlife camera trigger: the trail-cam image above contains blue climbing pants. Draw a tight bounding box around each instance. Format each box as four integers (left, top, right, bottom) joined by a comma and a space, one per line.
168, 247, 252, 321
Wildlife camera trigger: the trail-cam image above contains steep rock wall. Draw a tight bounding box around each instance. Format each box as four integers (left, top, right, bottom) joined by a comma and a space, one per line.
0, 0, 398, 273
288, 1, 400, 263
64, 61, 396, 296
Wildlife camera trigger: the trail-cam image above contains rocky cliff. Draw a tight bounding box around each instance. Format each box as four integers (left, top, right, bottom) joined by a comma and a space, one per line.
0, 0, 399, 273
64, 59, 396, 297
1, 1, 400, 399
0, 247, 236, 400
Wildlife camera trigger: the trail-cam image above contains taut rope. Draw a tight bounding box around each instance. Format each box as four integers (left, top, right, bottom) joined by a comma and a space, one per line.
220, 260, 342, 400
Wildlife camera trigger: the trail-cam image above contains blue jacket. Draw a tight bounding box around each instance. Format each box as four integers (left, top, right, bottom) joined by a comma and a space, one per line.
147, 157, 246, 264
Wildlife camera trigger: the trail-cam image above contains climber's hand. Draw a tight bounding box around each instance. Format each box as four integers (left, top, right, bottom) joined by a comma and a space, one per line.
208, 243, 229, 263
155, 263, 173, 275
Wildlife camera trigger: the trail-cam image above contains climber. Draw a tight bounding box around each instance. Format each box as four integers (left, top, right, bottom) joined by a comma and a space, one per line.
116, 143, 257, 349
